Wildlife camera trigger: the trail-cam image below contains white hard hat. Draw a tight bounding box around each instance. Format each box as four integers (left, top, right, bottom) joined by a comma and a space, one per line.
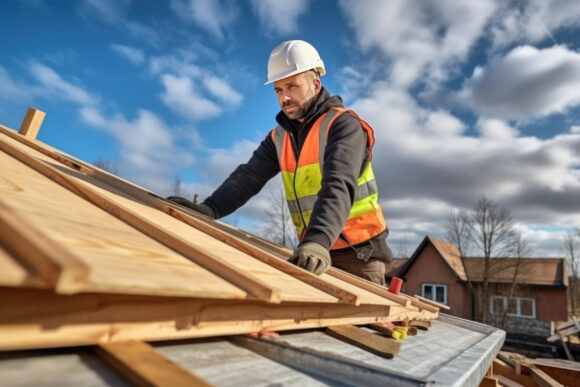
265, 40, 326, 85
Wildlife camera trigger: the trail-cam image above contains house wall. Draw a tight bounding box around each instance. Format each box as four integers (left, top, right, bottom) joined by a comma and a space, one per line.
403, 244, 472, 319
534, 287, 568, 322
486, 285, 568, 336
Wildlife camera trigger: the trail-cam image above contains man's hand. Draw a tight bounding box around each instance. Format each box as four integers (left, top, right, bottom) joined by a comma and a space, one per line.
289, 242, 331, 275
166, 196, 216, 219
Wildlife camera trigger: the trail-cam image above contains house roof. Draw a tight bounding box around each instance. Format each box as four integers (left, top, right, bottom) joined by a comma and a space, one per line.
398, 235, 468, 281
463, 257, 568, 287
397, 235, 567, 287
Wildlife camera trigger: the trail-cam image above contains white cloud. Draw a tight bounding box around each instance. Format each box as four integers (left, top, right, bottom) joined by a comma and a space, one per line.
170, 0, 238, 40
477, 118, 520, 139
80, 0, 131, 23
490, 0, 580, 48
249, 0, 309, 35
160, 74, 223, 120
339, 0, 498, 87
28, 61, 99, 105
349, 85, 580, 251
80, 106, 196, 193
458, 45, 580, 120
0, 66, 30, 101
126, 22, 162, 46
203, 76, 243, 106
111, 44, 145, 65
152, 53, 244, 120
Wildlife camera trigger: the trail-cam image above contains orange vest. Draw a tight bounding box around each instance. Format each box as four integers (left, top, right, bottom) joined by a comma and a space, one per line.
270, 107, 387, 250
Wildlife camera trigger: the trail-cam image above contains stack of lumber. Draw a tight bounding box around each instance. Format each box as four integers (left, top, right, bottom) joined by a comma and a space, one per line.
481, 351, 580, 387
547, 317, 580, 361
0, 109, 443, 355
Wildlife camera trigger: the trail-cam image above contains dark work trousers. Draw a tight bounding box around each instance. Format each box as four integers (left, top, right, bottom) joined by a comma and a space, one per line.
330, 236, 392, 286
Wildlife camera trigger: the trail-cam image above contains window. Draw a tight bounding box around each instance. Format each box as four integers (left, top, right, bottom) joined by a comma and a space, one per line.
490, 296, 535, 318
421, 283, 447, 305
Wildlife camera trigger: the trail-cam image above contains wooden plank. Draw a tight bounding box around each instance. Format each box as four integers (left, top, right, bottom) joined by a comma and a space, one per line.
492, 358, 537, 387
530, 367, 564, 387
18, 107, 45, 140
168, 207, 361, 305
0, 148, 248, 299
325, 325, 401, 359
0, 130, 346, 305
533, 361, 580, 386
0, 243, 45, 288
399, 293, 441, 313
0, 134, 284, 303
414, 294, 451, 310
495, 375, 528, 387
0, 199, 90, 292
479, 376, 499, 387
0, 288, 421, 351
326, 268, 412, 307
96, 340, 213, 387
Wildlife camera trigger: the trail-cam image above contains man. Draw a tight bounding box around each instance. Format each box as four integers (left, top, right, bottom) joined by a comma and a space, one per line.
169, 40, 392, 285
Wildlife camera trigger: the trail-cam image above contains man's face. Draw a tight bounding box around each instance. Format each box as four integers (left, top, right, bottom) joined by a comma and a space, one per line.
274, 71, 321, 122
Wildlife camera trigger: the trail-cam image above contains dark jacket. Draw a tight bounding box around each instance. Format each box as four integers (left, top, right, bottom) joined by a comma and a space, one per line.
204, 87, 390, 259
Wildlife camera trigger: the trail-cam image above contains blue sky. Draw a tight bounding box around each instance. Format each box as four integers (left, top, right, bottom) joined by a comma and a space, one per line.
1, 0, 579, 257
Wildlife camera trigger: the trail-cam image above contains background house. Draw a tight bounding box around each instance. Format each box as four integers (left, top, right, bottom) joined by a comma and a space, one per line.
393, 236, 568, 338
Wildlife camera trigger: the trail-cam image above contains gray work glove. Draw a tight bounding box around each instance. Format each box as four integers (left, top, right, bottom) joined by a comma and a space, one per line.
289, 242, 331, 275
166, 196, 216, 219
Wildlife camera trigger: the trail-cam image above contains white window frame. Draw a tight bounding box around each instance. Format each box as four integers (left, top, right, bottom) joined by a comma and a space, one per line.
489, 295, 536, 319
421, 283, 447, 305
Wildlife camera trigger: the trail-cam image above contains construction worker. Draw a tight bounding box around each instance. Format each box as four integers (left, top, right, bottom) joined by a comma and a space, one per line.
168, 40, 392, 285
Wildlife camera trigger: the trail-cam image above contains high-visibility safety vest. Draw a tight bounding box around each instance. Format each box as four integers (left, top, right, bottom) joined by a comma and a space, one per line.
270, 107, 387, 250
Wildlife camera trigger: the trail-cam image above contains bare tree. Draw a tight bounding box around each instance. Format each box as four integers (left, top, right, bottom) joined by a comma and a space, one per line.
93, 159, 118, 175
562, 229, 580, 315
497, 229, 532, 327
393, 237, 413, 258
446, 196, 522, 323
259, 185, 298, 250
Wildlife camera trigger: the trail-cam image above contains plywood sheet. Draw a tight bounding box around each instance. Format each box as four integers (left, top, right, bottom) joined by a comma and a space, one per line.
0, 149, 246, 299
0, 132, 343, 304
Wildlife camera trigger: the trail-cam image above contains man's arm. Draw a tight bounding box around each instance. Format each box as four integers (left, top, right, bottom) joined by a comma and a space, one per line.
300, 113, 368, 248
203, 134, 280, 218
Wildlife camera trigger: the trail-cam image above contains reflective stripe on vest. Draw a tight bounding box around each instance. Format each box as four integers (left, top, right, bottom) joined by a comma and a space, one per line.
270, 107, 387, 250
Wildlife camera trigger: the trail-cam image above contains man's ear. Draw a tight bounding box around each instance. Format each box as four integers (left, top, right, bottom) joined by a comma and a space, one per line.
313, 77, 322, 93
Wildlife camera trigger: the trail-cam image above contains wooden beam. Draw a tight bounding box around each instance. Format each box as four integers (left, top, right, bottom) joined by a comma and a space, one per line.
327, 268, 411, 307
0, 288, 429, 351
492, 358, 537, 387
325, 325, 401, 359
0, 200, 89, 293
18, 107, 45, 140
413, 295, 451, 310
530, 367, 564, 387
479, 376, 499, 387
533, 361, 580, 386
96, 340, 214, 387
0, 133, 282, 303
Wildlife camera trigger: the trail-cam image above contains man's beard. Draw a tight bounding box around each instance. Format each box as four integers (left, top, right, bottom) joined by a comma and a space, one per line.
283, 93, 316, 121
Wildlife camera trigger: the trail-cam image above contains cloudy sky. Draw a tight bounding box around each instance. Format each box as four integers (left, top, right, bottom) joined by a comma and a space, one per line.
1, 0, 579, 257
